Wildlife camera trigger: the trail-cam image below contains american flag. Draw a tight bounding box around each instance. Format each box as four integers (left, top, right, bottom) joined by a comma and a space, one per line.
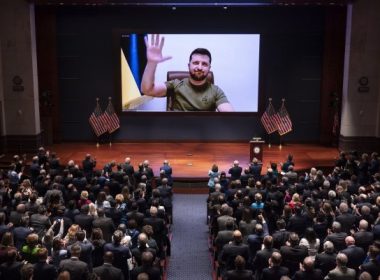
104, 98, 120, 133
274, 101, 292, 136
261, 101, 278, 134
89, 100, 108, 137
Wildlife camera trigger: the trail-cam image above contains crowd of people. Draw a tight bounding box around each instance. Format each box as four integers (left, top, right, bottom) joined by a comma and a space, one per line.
0, 147, 173, 280
208, 151, 380, 280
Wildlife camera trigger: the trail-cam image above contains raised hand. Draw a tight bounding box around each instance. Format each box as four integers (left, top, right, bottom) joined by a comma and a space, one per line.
144, 34, 172, 64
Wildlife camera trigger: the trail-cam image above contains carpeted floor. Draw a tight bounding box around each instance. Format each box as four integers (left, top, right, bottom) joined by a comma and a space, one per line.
166, 194, 212, 280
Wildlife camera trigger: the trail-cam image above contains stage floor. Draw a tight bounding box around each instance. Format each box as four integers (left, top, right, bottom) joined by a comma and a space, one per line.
46, 142, 339, 179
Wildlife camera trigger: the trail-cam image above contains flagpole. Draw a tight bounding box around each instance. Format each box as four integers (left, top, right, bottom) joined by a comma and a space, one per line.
268, 98, 272, 148
279, 98, 285, 150
96, 98, 100, 148
108, 97, 113, 147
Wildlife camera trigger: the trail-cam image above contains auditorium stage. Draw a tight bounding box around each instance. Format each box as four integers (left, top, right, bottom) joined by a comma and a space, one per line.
46, 142, 339, 180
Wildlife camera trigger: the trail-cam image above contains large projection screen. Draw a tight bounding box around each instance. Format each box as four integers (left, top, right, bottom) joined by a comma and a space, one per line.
121, 34, 260, 112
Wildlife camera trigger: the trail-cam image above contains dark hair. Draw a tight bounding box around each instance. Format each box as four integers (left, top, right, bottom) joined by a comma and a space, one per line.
304, 227, 317, 243
189, 48, 212, 63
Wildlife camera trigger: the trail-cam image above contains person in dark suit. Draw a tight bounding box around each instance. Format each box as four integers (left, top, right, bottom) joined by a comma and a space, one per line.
157, 178, 173, 223
33, 247, 57, 280
59, 244, 90, 280
324, 222, 347, 252
324, 253, 356, 280
314, 241, 337, 277
126, 202, 145, 231
247, 216, 269, 263
67, 230, 94, 272
286, 205, 311, 237
272, 219, 291, 250
340, 236, 366, 273
9, 203, 26, 228
218, 230, 250, 276
249, 158, 262, 182
360, 245, 380, 280
293, 256, 323, 280
93, 251, 125, 280
131, 233, 157, 268
353, 219, 374, 253
228, 160, 242, 181
142, 160, 154, 182
143, 206, 167, 258
93, 208, 116, 243
252, 235, 279, 280
214, 219, 234, 259
0, 249, 23, 280
122, 157, 135, 181
223, 255, 253, 280
30, 205, 51, 240
104, 230, 131, 280
131, 251, 161, 280
262, 252, 289, 280
280, 233, 308, 278
280, 154, 294, 173
74, 204, 94, 236
82, 153, 96, 180
335, 202, 358, 234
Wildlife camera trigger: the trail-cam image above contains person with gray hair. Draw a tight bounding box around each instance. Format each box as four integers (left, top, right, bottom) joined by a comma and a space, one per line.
353, 219, 374, 253
335, 202, 358, 234
324, 253, 356, 280
324, 221, 347, 252
315, 241, 337, 277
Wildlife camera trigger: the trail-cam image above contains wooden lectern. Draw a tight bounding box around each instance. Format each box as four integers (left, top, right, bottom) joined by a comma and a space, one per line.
250, 138, 265, 162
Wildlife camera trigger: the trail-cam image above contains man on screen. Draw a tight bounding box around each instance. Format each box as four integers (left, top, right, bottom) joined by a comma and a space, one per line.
141, 34, 234, 112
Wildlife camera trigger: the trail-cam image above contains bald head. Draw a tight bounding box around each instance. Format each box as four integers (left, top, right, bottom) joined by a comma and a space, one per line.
345, 236, 355, 246
359, 219, 369, 231
303, 256, 315, 272
233, 230, 242, 243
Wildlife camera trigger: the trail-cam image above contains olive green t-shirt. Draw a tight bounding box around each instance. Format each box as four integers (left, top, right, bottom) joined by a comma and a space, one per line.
165, 78, 229, 111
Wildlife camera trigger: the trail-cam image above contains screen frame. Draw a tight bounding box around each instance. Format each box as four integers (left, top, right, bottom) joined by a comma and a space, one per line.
113, 28, 264, 116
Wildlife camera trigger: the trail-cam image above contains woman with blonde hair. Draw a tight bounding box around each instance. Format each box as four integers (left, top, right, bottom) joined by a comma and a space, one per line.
64, 224, 80, 246
78, 190, 91, 208
88, 202, 98, 218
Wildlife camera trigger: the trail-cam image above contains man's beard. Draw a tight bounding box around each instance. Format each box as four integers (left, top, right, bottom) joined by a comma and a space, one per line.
190, 71, 207, 81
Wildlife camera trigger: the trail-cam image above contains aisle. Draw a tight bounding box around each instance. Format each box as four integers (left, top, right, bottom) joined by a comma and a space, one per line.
166, 194, 212, 280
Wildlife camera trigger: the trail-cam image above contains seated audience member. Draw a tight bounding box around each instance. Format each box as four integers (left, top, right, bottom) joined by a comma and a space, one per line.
223, 255, 253, 280
262, 252, 289, 280
324, 253, 356, 280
